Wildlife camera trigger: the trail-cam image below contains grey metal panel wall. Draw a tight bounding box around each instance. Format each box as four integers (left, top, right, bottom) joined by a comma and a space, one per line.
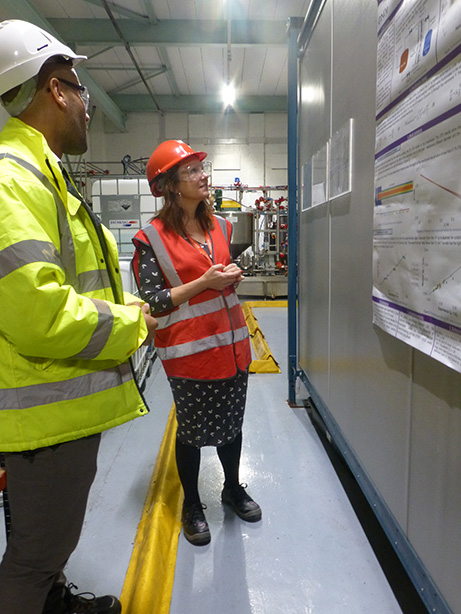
409, 352, 461, 606
299, 0, 332, 406
297, 0, 461, 611
327, 0, 414, 532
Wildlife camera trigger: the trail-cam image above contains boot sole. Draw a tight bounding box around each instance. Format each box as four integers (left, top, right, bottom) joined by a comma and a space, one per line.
221, 496, 262, 522
183, 528, 211, 546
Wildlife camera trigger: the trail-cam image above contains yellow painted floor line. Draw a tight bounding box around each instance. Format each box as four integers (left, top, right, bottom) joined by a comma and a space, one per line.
120, 405, 182, 614
243, 301, 286, 373
244, 300, 288, 309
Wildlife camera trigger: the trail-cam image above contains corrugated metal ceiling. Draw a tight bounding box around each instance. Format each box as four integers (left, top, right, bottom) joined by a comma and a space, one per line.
0, 0, 309, 129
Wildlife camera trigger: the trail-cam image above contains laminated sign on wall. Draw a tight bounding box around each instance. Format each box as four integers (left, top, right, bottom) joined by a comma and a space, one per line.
100, 194, 141, 229
372, 0, 461, 372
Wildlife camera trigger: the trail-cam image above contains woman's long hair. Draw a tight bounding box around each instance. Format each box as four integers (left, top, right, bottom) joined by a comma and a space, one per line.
153, 162, 214, 237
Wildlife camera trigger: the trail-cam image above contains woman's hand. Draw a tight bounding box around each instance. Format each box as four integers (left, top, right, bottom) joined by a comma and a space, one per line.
223, 263, 244, 287
202, 263, 243, 291
170, 263, 244, 306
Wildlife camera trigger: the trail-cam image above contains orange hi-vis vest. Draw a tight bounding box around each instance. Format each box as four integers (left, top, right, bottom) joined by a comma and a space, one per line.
133, 215, 251, 380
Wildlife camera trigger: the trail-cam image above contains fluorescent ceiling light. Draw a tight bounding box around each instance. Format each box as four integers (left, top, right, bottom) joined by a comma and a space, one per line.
222, 82, 236, 107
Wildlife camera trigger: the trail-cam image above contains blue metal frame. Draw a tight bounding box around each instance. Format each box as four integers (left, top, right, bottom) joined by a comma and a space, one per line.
287, 17, 302, 406
287, 3, 327, 406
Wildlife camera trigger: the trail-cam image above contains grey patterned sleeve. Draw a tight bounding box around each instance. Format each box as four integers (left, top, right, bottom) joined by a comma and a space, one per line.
137, 243, 174, 315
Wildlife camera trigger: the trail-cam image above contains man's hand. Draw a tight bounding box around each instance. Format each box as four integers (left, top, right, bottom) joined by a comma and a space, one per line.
128, 302, 158, 345
141, 303, 158, 345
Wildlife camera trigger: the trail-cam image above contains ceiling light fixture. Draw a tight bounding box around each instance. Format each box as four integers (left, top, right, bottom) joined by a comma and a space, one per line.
222, 81, 236, 107
222, 0, 236, 108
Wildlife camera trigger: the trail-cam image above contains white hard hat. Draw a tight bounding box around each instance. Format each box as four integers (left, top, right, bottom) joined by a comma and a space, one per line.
0, 19, 87, 96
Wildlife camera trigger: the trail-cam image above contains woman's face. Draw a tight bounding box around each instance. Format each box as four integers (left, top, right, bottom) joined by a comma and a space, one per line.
176, 156, 209, 203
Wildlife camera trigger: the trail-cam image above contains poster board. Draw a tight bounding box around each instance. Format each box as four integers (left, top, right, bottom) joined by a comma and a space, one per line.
372, 0, 461, 372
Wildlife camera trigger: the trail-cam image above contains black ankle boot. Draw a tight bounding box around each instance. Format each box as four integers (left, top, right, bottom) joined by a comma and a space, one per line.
181, 502, 211, 546
221, 484, 262, 522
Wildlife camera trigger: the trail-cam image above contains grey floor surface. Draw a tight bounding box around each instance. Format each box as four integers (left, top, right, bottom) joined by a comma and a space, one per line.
0, 305, 402, 613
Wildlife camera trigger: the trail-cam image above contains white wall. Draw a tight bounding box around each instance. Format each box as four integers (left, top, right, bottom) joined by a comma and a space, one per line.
86, 109, 288, 207
0, 102, 288, 202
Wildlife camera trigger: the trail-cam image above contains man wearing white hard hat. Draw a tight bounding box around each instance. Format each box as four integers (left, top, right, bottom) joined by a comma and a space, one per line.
0, 19, 158, 614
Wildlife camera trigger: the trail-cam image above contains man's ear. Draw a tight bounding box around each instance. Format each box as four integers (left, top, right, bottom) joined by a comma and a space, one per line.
48, 77, 67, 110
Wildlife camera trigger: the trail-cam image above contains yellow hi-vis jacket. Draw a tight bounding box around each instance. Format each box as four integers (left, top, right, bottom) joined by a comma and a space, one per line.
0, 118, 149, 452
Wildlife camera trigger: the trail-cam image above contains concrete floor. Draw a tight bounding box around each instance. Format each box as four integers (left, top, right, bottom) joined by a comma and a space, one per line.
0, 305, 404, 613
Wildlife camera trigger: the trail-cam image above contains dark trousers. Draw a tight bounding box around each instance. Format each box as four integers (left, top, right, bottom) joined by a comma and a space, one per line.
0, 434, 101, 614
176, 432, 242, 505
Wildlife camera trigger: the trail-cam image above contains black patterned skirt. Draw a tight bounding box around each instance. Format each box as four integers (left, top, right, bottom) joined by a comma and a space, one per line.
168, 369, 248, 448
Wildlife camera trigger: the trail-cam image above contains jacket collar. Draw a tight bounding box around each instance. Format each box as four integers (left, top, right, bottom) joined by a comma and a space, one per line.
2, 117, 82, 216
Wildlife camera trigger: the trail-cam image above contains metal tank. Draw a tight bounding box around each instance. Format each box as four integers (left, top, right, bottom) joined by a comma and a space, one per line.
216, 211, 254, 260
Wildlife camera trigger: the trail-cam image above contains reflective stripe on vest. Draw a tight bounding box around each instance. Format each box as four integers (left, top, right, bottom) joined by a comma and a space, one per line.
142, 223, 183, 287
0, 154, 124, 364
140, 221, 239, 332
141, 215, 229, 289
214, 215, 229, 242
154, 291, 241, 331
141, 216, 248, 365
0, 362, 132, 410
156, 325, 248, 361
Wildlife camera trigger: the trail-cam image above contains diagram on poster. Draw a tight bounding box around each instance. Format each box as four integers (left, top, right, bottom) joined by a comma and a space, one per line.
373, 0, 461, 372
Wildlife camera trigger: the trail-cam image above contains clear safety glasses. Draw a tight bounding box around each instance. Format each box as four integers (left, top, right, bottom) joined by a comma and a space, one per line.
57, 78, 90, 113
178, 162, 208, 182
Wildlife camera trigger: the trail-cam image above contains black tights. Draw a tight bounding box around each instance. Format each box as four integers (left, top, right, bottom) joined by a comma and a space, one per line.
175, 432, 242, 506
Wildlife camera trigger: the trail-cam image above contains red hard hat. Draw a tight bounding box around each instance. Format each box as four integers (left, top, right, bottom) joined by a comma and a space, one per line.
146, 140, 207, 197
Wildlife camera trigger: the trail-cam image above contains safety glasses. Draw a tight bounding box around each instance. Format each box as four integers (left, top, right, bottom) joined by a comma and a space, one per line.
57, 77, 90, 113
178, 162, 207, 182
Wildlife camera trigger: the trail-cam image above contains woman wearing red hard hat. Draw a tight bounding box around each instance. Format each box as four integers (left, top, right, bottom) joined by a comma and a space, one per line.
132, 140, 261, 546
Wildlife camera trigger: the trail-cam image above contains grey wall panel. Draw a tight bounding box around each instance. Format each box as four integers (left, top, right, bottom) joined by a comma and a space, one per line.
408, 353, 461, 613
298, 0, 332, 405
299, 206, 330, 403
329, 205, 413, 526
297, 0, 461, 610
327, 0, 413, 528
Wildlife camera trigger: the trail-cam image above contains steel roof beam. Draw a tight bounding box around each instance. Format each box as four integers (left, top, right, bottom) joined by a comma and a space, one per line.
47, 18, 288, 47
112, 94, 286, 114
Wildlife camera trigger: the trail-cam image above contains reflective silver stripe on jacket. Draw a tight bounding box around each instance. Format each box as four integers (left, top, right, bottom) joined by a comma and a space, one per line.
156, 325, 248, 361
0, 239, 62, 280
0, 153, 116, 360
0, 362, 132, 410
0, 153, 109, 295
78, 269, 111, 294
0, 152, 78, 289
155, 291, 242, 331
72, 299, 114, 360
0, 239, 110, 294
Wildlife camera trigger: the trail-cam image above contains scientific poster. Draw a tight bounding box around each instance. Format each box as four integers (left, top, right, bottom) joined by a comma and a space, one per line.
373, 0, 461, 372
